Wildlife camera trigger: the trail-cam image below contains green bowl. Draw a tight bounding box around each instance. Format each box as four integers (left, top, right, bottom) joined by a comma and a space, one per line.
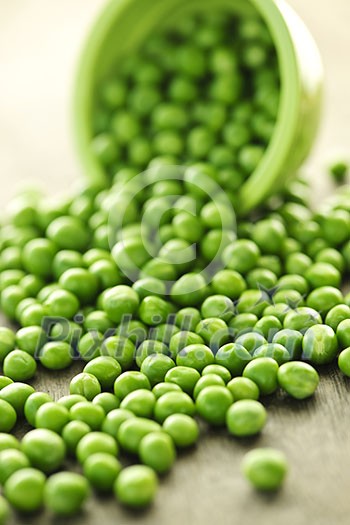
73, 0, 323, 213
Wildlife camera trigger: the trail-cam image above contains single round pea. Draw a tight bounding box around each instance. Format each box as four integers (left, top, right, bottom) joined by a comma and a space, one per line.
70, 373, 102, 401
196, 318, 231, 350
242, 448, 288, 491
306, 286, 343, 315
196, 385, 233, 426
152, 382, 182, 399
278, 361, 319, 399
305, 262, 341, 289
0, 327, 15, 362
101, 408, 135, 439
4, 468, 46, 512
243, 357, 279, 395
302, 324, 338, 365
57, 394, 86, 410
254, 316, 282, 341
44, 472, 89, 516
175, 307, 202, 332
201, 295, 234, 322
44, 289, 80, 318
162, 413, 199, 448
226, 399, 267, 437
223, 240, 260, 274
193, 374, 226, 399
227, 377, 260, 401
46, 216, 90, 251
0, 285, 27, 320
165, 366, 200, 395
176, 344, 214, 372
59, 268, 98, 305
169, 330, 204, 358
62, 420, 91, 455
22, 238, 57, 278
338, 347, 350, 377
337, 319, 350, 349
0, 448, 30, 485
139, 431, 176, 474
135, 339, 169, 368
211, 269, 247, 299
76, 432, 118, 464
21, 429, 66, 473
235, 332, 267, 354
0, 399, 17, 432
272, 329, 303, 360
229, 313, 258, 335
0, 431, 18, 457
102, 335, 137, 370
93, 392, 120, 414
326, 305, 350, 332
140, 354, 175, 386
70, 401, 105, 430
253, 343, 291, 365
102, 285, 140, 323
114, 465, 158, 508
0, 382, 35, 416
15, 326, 45, 357
283, 307, 322, 333
120, 389, 156, 418
117, 417, 161, 454
24, 392, 52, 427
0, 376, 13, 390
114, 371, 151, 400
0, 495, 9, 525
39, 341, 73, 370
201, 364, 232, 383
53, 249, 84, 278
83, 356, 122, 390
215, 343, 251, 376
84, 452, 122, 492
3, 350, 37, 381
154, 391, 195, 423
35, 402, 70, 433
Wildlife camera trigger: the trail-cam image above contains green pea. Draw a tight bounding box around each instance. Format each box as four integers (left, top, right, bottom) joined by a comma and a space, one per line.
77, 432, 118, 464
4, 468, 46, 512
169, 331, 204, 358
229, 313, 258, 335
53, 250, 84, 279
283, 307, 322, 333
16, 326, 46, 357
139, 431, 176, 474
325, 304, 350, 331
0, 433, 19, 452
196, 385, 233, 426
21, 429, 66, 473
193, 374, 226, 399
62, 420, 91, 455
305, 262, 341, 289
236, 289, 270, 316
118, 417, 161, 454
154, 391, 195, 423
235, 332, 267, 354
302, 324, 338, 365
57, 394, 86, 410
0, 449, 30, 485
92, 392, 120, 414
211, 269, 247, 300
253, 343, 291, 365
120, 389, 156, 418
136, 339, 169, 368
201, 295, 234, 322
83, 356, 121, 390
170, 273, 208, 306
70, 401, 105, 430
176, 344, 215, 372
0, 382, 35, 416
0, 327, 15, 362
1, 285, 28, 320
242, 448, 288, 490
102, 285, 139, 323
243, 357, 279, 395
22, 238, 57, 278
272, 329, 303, 360
201, 364, 231, 383
84, 452, 121, 492
0, 399, 17, 432
337, 319, 350, 349
263, 303, 291, 323
59, 268, 98, 305
35, 402, 69, 434
101, 408, 135, 439
226, 399, 267, 437
46, 216, 90, 252
114, 371, 151, 400
44, 472, 90, 516
196, 318, 231, 349
251, 218, 286, 255
24, 392, 52, 427
165, 366, 200, 395
285, 252, 312, 275
175, 307, 202, 332
140, 354, 175, 386
0, 495, 9, 524
227, 377, 259, 401
70, 373, 102, 400
306, 286, 343, 315
44, 289, 80, 318
223, 240, 260, 274
114, 465, 158, 508
0, 376, 13, 390
338, 347, 350, 377
84, 310, 114, 333
162, 413, 199, 448
100, 335, 136, 369
278, 361, 319, 399
215, 343, 251, 376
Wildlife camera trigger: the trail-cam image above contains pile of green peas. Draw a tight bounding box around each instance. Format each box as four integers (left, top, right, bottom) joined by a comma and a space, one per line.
0, 6, 350, 521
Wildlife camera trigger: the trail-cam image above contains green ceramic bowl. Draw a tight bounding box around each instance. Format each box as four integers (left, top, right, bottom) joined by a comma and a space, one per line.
73, 0, 323, 213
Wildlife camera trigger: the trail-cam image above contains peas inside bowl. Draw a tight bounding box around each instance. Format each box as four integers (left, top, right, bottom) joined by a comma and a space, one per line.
74, 0, 323, 214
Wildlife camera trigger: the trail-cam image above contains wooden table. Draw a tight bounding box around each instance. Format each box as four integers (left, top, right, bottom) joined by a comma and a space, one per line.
0, 1, 349, 524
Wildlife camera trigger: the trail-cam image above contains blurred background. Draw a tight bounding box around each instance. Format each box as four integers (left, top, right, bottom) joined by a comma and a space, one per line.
0, 0, 349, 208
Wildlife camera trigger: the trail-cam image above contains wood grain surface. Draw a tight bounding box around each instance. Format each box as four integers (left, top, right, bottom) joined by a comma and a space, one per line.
0, 1, 350, 524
